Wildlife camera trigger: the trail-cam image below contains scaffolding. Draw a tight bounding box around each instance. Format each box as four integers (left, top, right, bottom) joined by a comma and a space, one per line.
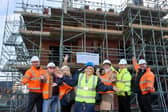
122, 3, 168, 111
0, 0, 168, 111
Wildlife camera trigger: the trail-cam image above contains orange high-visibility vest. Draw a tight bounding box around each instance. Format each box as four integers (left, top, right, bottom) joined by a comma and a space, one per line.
132, 59, 155, 95
139, 67, 155, 95
42, 73, 53, 99
59, 83, 74, 100
99, 72, 115, 94
21, 66, 46, 93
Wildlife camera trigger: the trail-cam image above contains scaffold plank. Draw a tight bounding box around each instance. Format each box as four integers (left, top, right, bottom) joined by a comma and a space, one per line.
14, 11, 51, 18
20, 30, 51, 37
130, 24, 168, 31
63, 26, 123, 35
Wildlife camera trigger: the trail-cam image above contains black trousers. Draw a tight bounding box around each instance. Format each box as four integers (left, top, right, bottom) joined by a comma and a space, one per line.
138, 93, 153, 112
118, 95, 131, 112
61, 104, 73, 112
26, 92, 43, 112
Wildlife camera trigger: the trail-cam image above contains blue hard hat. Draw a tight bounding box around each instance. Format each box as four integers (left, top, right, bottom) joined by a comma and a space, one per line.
85, 62, 95, 67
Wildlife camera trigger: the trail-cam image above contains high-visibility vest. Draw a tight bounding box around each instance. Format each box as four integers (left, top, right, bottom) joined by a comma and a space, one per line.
116, 68, 132, 96
42, 73, 53, 99
132, 59, 155, 95
59, 83, 74, 100
75, 73, 98, 103
139, 67, 155, 95
21, 66, 46, 93
99, 71, 116, 94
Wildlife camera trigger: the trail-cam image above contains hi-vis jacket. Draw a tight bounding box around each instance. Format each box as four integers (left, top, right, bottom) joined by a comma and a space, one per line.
99, 66, 117, 94
99, 72, 115, 94
42, 72, 53, 99
133, 59, 155, 95
59, 83, 74, 100
75, 73, 98, 103
116, 68, 132, 96
21, 66, 46, 93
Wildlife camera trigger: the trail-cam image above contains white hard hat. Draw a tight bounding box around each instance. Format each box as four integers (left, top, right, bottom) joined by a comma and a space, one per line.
138, 59, 147, 65
30, 56, 40, 62
119, 59, 127, 65
103, 59, 112, 65
47, 62, 56, 68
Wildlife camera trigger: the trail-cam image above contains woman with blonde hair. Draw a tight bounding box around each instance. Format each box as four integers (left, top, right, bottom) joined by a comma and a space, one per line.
59, 55, 75, 112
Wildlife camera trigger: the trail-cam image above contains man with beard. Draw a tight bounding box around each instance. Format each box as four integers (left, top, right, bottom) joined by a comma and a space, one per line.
21, 56, 46, 112
132, 57, 155, 112
99, 59, 117, 112
42, 62, 62, 112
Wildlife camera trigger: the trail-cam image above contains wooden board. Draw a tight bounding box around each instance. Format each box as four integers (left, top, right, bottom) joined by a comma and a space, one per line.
20, 30, 51, 37
14, 11, 51, 18
63, 26, 123, 35
163, 35, 168, 39
130, 24, 168, 32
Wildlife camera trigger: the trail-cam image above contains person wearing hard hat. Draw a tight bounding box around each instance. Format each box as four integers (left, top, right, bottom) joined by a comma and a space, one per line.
132, 57, 155, 112
116, 59, 132, 112
42, 62, 62, 112
99, 59, 117, 112
61, 62, 118, 112
21, 56, 46, 112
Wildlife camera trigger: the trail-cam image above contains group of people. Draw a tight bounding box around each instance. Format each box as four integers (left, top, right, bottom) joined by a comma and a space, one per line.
21, 55, 156, 112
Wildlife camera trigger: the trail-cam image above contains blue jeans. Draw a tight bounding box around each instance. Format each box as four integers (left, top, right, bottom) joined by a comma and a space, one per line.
74, 102, 95, 112
43, 95, 61, 112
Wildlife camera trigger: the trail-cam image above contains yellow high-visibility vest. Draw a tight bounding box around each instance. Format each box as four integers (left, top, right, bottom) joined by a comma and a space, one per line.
75, 73, 98, 103
116, 68, 132, 96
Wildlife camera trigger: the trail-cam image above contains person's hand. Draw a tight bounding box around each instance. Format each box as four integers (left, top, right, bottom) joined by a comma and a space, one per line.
40, 75, 44, 80
112, 71, 117, 75
110, 79, 116, 82
52, 83, 58, 87
96, 68, 100, 76
64, 73, 71, 77
113, 86, 119, 92
40, 75, 46, 82
64, 54, 69, 61
56, 71, 64, 78
132, 56, 136, 61
78, 67, 84, 71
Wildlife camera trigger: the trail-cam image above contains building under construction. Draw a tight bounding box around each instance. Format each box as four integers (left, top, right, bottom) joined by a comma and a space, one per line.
0, 0, 168, 111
